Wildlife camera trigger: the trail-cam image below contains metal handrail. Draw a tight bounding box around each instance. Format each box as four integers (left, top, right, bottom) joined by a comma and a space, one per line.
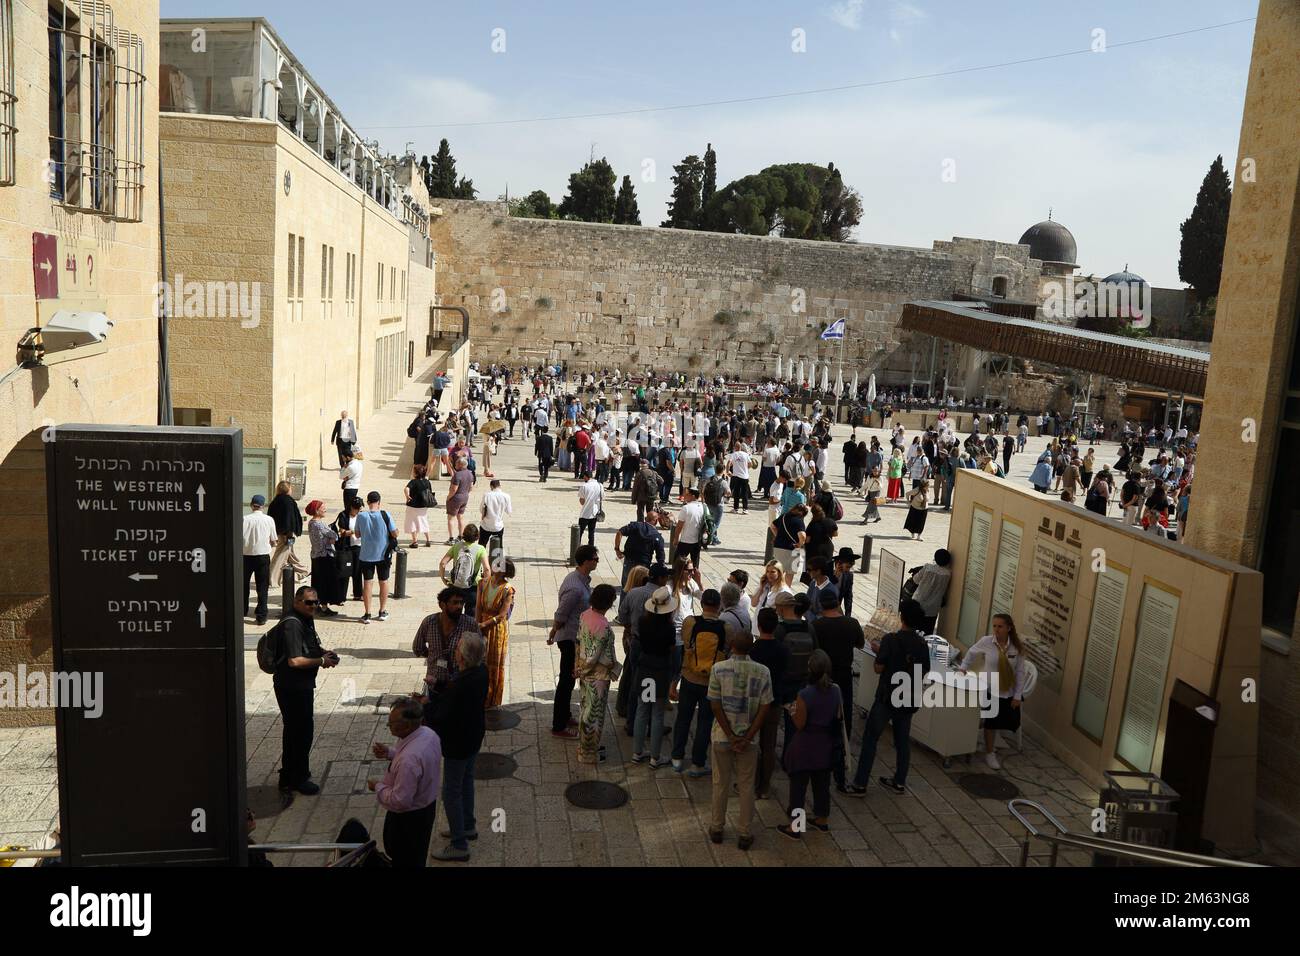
249, 842, 365, 854
1008, 798, 1264, 868
0, 848, 60, 861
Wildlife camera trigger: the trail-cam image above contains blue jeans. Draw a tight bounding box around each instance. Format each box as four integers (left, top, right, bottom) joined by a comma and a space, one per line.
620, 638, 642, 729
853, 702, 914, 787
708, 503, 723, 541
670, 678, 713, 768
443, 752, 478, 850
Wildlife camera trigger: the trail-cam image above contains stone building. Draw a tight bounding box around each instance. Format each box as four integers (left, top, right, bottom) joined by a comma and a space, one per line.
1185, 0, 1300, 822
0, 0, 161, 727
157, 17, 437, 490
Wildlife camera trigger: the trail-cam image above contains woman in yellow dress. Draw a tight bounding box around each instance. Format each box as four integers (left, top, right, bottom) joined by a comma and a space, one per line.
476, 556, 517, 709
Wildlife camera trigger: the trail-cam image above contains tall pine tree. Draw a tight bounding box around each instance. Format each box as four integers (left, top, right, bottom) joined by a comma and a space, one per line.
661, 155, 705, 229
557, 158, 618, 222
614, 175, 641, 225
701, 143, 717, 211
1178, 155, 1232, 304
424, 139, 477, 199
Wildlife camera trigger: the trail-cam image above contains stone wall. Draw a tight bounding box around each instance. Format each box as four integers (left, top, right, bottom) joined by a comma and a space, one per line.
429, 200, 1040, 383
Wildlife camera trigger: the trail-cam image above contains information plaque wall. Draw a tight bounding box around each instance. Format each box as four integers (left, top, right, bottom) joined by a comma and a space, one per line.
1072, 564, 1130, 743
955, 505, 992, 646
987, 517, 1023, 628
878, 549, 906, 613
46, 426, 246, 865
1116, 580, 1182, 772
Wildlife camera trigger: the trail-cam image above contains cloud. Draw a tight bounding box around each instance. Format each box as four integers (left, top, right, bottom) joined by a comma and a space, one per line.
827, 0, 865, 31
890, 2, 928, 25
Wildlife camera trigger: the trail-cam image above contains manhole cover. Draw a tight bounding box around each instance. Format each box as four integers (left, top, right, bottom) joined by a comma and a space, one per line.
565, 781, 629, 810
247, 785, 293, 819
475, 753, 518, 780
958, 773, 1020, 801
484, 709, 521, 731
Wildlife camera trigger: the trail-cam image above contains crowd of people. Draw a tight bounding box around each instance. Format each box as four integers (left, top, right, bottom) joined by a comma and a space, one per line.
240, 359, 1196, 865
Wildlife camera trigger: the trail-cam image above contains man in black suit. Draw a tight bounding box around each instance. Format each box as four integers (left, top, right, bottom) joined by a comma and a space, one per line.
330, 411, 358, 467
534, 427, 555, 482
504, 400, 519, 439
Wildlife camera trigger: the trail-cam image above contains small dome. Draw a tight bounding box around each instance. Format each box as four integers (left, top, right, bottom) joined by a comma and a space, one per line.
1102, 268, 1144, 286
1018, 219, 1078, 267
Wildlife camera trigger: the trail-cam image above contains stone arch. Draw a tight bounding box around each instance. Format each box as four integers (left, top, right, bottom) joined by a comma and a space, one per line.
301, 88, 323, 150
992, 275, 1009, 297
276, 59, 300, 133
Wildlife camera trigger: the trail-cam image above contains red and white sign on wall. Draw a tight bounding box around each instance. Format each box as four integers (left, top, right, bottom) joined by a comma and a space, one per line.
32, 232, 59, 300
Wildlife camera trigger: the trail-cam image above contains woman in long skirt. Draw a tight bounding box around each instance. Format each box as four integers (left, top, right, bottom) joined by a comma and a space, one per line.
863, 467, 883, 523
305, 501, 341, 616
886, 448, 905, 502
904, 481, 929, 541
476, 557, 517, 709
575, 584, 619, 764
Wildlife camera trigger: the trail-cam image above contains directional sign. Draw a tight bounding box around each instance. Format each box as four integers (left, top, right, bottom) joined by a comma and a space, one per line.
46, 426, 245, 866
32, 232, 58, 300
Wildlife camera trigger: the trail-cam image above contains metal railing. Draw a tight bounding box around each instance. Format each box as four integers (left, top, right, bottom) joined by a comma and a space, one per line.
1, 842, 376, 865
1007, 799, 1264, 868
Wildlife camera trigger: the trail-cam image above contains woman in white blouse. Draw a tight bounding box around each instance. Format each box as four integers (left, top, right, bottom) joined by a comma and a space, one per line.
959, 613, 1025, 771
750, 560, 793, 637
340, 451, 364, 510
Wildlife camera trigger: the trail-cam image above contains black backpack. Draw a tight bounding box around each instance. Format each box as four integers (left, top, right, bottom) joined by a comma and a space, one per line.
256, 619, 289, 674
703, 475, 725, 507
779, 620, 819, 686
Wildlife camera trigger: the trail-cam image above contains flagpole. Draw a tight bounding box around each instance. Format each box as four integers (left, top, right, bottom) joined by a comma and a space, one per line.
834, 327, 845, 426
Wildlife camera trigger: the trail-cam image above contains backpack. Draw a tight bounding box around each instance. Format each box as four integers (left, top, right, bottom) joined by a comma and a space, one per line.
380, 511, 399, 559
683, 617, 728, 678
451, 544, 477, 589
780, 621, 819, 686
408, 479, 431, 509
407, 418, 421, 439
703, 475, 724, 507
700, 507, 717, 548
256, 619, 289, 674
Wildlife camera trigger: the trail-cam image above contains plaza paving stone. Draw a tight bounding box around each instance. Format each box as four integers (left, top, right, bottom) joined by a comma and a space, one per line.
1, 368, 1128, 865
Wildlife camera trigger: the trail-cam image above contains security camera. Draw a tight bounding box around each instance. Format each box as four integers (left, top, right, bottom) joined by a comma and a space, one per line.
18, 310, 114, 363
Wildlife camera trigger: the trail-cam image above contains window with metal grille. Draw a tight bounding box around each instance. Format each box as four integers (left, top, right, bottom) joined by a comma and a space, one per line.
48, 2, 142, 217
0, 0, 15, 187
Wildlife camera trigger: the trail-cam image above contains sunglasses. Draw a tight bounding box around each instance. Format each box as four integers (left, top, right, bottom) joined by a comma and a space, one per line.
302, 599, 320, 606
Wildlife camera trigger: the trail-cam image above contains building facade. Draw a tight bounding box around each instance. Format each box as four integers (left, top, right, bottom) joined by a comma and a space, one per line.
158, 18, 435, 488
0, 0, 161, 727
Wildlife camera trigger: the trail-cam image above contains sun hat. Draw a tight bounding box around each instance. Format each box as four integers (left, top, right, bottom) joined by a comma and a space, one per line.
644, 585, 680, 615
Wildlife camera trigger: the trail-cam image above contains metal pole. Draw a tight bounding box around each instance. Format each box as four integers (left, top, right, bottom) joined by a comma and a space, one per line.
859, 534, 873, 574
393, 548, 408, 599
1176, 394, 1185, 431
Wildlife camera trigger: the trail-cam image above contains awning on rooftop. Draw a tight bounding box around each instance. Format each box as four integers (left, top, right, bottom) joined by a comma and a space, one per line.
899, 300, 1208, 397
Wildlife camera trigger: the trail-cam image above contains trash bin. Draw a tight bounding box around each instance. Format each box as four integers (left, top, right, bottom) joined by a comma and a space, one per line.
1093, 771, 1180, 866
284, 459, 308, 500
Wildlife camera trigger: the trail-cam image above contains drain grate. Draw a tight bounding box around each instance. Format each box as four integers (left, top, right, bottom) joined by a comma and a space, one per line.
246, 785, 293, 819
484, 709, 522, 731
958, 773, 1020, 801
475, 753, 518, 780
565, 781, 629, 810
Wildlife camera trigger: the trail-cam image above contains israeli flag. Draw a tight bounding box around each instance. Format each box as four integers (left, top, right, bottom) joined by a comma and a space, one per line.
820, 318, 846, 340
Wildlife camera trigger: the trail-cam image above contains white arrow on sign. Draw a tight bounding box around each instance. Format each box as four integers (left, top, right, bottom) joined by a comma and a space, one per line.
196, 484, 206, 512
39, 259, 52, 275
129, 572, 158, 582
198, 602, 207, 628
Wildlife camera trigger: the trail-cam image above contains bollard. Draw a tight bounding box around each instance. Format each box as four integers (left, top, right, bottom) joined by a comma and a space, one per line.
280, 567, 295, 620
860, 534, 873, 574
569, 524, 581, 565
764, 527, 775, 564
393, 548, 409, 599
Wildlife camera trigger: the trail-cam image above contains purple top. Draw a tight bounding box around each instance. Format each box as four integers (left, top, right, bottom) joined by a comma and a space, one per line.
784, 684, 842, 773
448, 469, 473, 505
375, 725, 442, 813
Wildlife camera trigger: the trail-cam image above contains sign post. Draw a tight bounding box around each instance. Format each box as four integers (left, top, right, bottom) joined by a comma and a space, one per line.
46, 425, 245, 865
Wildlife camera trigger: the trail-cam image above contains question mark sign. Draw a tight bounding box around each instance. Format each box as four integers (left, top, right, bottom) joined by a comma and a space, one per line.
87, 254, 94, 284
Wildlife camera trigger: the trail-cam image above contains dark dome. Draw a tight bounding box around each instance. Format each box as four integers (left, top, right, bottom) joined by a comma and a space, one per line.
1018, 219, 1078, 267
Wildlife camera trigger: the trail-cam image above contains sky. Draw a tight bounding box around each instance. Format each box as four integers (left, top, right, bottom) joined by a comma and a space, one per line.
160, 0, 1260, 287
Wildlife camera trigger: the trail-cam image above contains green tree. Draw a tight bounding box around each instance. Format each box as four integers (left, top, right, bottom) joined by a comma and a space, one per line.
702, 162, 861, 240
425, 138, 477, 199
614, 175, 641, 225
702, 143, 717, 209
503, 189, 557, 219
661, 154, 705, 229
557, 157, 618, 222
1178, 155, 1232, 304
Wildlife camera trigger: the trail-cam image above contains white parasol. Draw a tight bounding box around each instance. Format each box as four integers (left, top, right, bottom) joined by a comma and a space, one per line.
776, 355, 783, 380
798, 360, 805, 385
867, 373, 877, 403
820, 365, 829, 393
850, 371, 859, 398
834, 368, 844, 397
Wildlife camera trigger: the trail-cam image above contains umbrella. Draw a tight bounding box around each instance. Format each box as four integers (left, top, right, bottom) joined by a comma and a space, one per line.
835, 368, 844, 397
776, 355, 783, 380
480, 420, 506, 436
867, 373, 877, 404
851, 371, 859, 398
820, 365, 829, 393
797, 360, 805, 385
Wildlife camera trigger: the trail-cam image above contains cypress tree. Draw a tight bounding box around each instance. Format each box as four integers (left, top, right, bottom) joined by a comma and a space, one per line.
1178, 155, 1233, 304
614, 175, 641, 225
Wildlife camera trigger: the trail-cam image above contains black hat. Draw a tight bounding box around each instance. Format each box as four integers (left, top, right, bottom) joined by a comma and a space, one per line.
834, 547, 861, 564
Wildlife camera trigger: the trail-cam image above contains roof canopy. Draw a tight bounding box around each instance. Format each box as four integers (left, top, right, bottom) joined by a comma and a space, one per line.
899, 300, 1208, 396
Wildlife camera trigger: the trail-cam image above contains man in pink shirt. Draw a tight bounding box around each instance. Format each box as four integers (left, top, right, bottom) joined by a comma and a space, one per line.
368, 697, 442, 867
